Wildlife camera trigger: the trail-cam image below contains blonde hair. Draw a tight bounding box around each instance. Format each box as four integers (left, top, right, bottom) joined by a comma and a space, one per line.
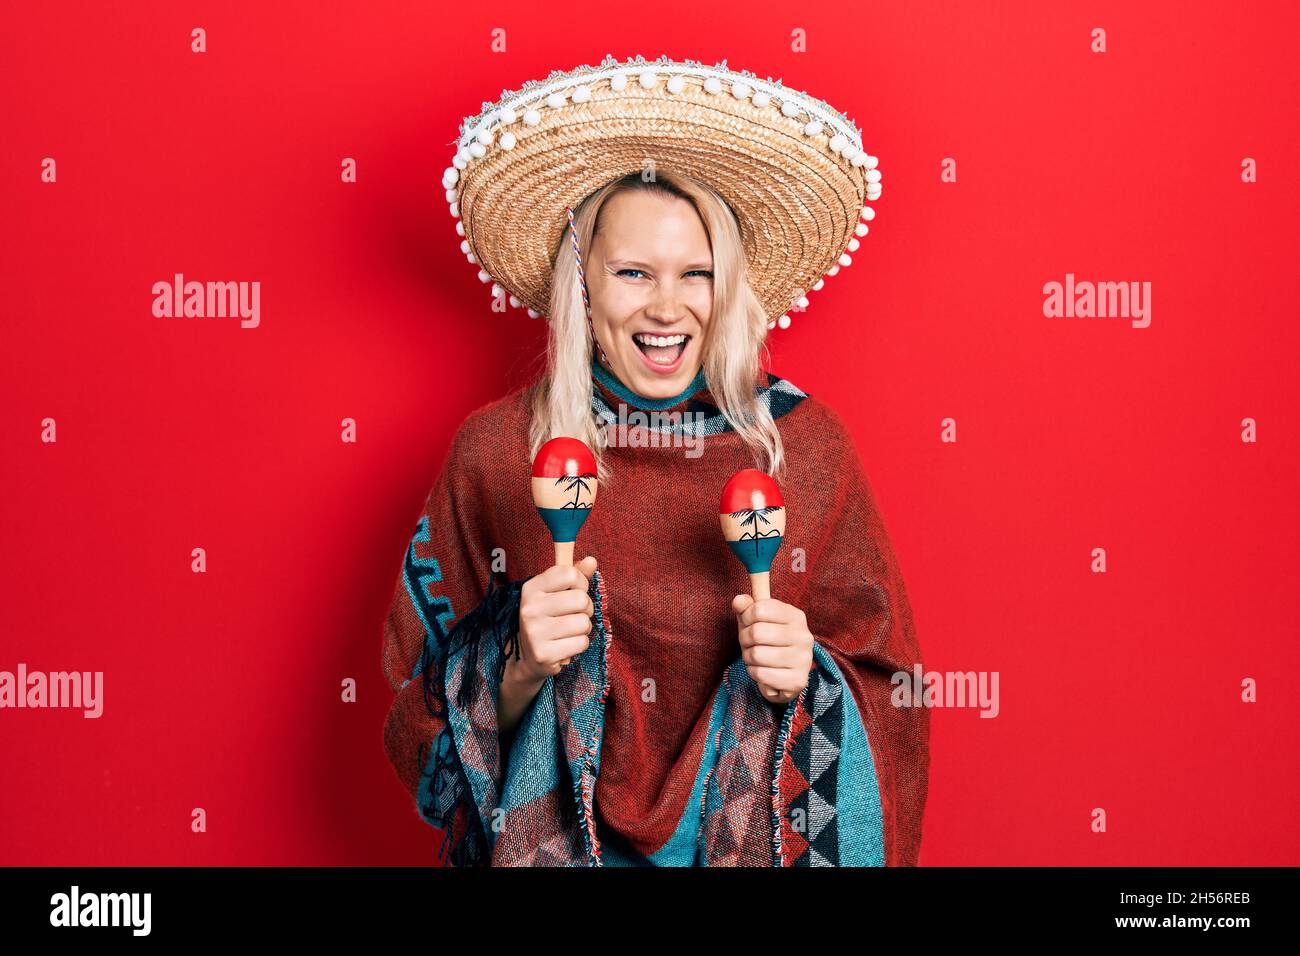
527, 169, 786, 489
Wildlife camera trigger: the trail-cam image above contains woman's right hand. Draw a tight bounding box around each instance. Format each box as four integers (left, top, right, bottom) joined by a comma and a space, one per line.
509, 555, 598, 685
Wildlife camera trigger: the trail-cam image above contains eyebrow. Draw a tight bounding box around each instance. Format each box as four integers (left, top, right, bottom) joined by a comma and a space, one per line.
608, 258, 714, 271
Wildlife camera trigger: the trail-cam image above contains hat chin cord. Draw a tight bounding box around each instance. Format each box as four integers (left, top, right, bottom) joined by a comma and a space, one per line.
566, 203, 613, 370
587, 309, 612, 369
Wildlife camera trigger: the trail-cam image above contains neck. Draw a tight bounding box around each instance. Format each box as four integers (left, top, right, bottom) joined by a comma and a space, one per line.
591, 355, 707, 410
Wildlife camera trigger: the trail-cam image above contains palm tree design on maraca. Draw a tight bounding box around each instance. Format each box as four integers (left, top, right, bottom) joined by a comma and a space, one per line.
556, 472, 596, 512
730, 504, 784, 558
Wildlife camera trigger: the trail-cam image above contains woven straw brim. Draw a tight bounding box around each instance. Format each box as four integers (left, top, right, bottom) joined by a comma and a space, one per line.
454, 74, 870, 323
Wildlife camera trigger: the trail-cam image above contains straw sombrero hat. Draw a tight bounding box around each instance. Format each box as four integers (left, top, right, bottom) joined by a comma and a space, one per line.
442, 53, 881, 332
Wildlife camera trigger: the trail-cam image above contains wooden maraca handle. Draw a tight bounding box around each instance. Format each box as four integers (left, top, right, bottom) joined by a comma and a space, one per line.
747, 574, 788, 702
553, 543, 575, 665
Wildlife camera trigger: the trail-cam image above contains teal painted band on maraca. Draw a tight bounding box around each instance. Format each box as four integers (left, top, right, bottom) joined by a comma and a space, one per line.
727, 535, 784, 574
536, 506, 592, 543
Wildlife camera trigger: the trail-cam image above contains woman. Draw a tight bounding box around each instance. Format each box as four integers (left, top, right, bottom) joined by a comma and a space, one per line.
381, 55, 928, 866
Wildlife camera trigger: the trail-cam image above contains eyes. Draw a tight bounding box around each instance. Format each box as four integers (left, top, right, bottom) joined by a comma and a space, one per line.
616, 268, 713, 281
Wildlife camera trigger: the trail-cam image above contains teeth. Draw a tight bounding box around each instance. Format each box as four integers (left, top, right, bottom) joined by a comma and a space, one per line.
633, 333, 688, 347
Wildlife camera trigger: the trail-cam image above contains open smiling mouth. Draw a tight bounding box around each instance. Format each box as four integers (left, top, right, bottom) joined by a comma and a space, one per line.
632, 331, 691, 367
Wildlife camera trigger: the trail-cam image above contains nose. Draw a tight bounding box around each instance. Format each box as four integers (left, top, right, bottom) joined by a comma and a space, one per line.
645, 278, 687, 323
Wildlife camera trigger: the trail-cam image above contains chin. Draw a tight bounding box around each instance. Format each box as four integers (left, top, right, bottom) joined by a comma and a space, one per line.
636, 378, 684, 399
624, 355, 694, 398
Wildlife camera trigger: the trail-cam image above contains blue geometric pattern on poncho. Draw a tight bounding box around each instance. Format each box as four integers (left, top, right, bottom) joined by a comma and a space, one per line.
698, 656, 781, 865
399, 515, 456, 687
431, 569, 614, 866
778, 642, 885, 866
392, 514, 484, 864
786, 662, 844, 865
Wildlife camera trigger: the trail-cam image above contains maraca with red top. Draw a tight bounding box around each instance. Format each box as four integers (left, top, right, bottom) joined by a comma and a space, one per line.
720, 469, 786, 600
531, 436, 598, 567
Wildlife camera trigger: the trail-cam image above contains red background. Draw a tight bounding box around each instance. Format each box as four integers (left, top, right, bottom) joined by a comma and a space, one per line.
2, 1, 1297, 866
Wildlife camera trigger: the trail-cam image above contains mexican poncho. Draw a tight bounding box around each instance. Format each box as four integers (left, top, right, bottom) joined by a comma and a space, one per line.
380, 360, 929, 866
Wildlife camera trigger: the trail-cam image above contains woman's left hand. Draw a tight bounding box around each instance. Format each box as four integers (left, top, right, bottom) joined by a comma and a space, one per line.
731, 594, 814, 705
